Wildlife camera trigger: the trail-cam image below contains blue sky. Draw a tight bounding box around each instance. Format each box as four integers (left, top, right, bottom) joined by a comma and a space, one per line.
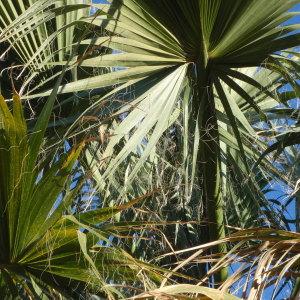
289, 3, 300, 22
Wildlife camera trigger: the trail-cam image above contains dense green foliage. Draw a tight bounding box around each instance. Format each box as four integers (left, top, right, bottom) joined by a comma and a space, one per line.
0, 0, 299, 299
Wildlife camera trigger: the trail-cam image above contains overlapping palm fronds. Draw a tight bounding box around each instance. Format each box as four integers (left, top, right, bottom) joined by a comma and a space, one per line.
0, 0, 300, 299
57, 2, 300, 279
0, 82, 169, 298
150, 228, 300, 300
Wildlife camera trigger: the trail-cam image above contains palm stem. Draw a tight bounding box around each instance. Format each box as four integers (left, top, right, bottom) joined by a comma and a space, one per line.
200, 94, 227, 284
193, 62, 227, 284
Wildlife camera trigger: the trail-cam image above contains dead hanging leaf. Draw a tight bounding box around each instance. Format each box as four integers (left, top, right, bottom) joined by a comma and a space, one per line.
98, 124, 117, 144
159, 228, 300, 300
99, 124, 108, 143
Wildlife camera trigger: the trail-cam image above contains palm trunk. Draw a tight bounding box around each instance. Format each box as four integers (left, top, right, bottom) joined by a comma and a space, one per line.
192, 62, 227, 284
200, 95, 227, 284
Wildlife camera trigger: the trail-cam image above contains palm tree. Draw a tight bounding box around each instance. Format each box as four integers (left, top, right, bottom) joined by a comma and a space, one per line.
1, 0, 300, 298
60, 0, 300, 281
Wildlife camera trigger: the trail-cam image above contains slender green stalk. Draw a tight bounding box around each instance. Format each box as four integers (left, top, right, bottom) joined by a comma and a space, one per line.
192, 62, 227, 284
200, 94, 228, 284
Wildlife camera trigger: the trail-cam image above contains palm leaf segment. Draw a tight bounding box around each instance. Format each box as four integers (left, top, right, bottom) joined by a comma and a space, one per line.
0, 0, 91, 72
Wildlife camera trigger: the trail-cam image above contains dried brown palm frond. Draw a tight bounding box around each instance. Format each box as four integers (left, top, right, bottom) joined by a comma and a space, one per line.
150, 228, 300, 299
